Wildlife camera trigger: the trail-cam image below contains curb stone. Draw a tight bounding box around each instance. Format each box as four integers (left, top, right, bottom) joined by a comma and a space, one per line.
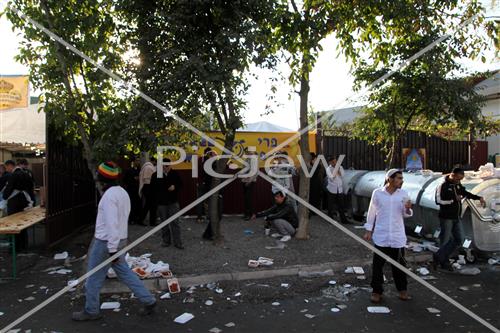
101, 253, 432, 294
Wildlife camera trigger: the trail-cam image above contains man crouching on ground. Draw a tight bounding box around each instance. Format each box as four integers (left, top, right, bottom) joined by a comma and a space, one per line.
363, 169, 413, 304
72, 161, 156, 321
252, 191, 298, 242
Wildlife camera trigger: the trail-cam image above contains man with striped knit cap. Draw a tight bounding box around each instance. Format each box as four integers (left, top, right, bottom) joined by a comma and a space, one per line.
72, 162, 156, 321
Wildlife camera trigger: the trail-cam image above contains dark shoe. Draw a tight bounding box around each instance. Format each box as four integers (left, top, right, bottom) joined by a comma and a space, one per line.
72, 311, 103, 321
161, 241, 171, 247
370, 293, 382, 304
139, 301, 156, 316
398, 291, 412, 301
174, 244, 185, 250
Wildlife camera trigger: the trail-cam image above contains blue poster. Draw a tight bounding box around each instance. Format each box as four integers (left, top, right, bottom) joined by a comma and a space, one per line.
406, 148, 423, 171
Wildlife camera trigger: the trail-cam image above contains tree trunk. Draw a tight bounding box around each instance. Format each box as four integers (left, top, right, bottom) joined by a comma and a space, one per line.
208, 129, 236, 245
295, 68, 311, 240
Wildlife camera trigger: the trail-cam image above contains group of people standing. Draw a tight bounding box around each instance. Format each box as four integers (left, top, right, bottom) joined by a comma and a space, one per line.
122, 157, 184, 249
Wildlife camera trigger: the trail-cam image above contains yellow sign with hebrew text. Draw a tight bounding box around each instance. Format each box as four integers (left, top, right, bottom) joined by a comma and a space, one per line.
0, 75, 29, 110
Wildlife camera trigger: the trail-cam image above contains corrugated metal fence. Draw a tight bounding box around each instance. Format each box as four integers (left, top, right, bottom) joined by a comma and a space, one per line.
321, 130, 480, 172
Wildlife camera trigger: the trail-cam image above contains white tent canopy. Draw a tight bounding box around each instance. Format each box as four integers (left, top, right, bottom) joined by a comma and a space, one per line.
0, 103, 45, 145
239, 121, 292, 132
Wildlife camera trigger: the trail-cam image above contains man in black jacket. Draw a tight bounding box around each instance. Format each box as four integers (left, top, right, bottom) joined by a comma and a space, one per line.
0, 160, 15, 193
2, 160, 35, 215
253, 191, 298, 242
433, 167, 485, 270
151, 158, 184, 249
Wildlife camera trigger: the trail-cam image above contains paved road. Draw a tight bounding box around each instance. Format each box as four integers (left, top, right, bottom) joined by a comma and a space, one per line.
1, 262, 499, 333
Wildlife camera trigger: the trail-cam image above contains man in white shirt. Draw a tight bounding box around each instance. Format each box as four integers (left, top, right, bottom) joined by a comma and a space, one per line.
72, 162, 156, 321
326, 156, 348, 224
363, 169, 413, 303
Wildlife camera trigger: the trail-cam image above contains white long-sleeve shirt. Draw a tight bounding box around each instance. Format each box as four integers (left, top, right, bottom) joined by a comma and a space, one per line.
363, 187, 413, 248
326, 165, 344, 194
94, 186, 131, 253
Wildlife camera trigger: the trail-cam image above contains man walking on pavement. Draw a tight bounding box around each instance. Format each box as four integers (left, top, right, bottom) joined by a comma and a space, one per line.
433, 167, 485, 271
138, 157, 157, 226
151, 158, 184, 249
363, 169, 413, 303
73, 162, 156, 321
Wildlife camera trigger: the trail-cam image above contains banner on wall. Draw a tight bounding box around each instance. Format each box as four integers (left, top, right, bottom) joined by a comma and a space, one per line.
0, 75, 29, 110
170, 131, 317, 170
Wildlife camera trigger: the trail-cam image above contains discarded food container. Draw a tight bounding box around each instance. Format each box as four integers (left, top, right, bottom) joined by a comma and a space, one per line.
248, 260, 259, 268
367, 306, 390, 314
133, 267, 147, 278
167, 278, 181, 294
100, 302, 120, 310
174, 312, 194, 324
54, 252, 69, 260
353, 267, 365, 274
161, 270, 173, 278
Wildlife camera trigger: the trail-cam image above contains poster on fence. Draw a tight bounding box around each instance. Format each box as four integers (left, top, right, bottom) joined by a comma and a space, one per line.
403, 148, 426, 171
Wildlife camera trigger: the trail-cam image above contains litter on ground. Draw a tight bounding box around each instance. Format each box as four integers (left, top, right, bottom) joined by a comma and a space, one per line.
174, 313, 194, 324
331, 307, 340, 313
225, 322, 236, 328
367, 306, 391, 314
417, 267, 430, 276
160, 293, 171, 300
53, 252, 69, 260
427, 307, 441, 314
100, 302, 120, 310
209, 328, 222, 333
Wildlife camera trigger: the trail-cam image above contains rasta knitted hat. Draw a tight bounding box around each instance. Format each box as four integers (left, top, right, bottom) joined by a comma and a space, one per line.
97, 161, 121, 180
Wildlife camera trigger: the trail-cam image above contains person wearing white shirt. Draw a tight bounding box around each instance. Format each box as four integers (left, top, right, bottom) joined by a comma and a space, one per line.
363, 169, 413, 304
72, 162, 156, 321
326, 156, 348, 224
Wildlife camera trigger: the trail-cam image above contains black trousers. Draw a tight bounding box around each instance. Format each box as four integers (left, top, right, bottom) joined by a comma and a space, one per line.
371, 245, 408, 294
243, 182, 254, 217
327, 192, 347, 223
7, 193, 29, 250
157, 203, 182, 246
127, 189, 141, 224
139, 184, 157, 225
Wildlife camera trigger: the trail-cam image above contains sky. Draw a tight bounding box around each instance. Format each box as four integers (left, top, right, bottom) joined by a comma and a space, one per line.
0, 1, 498, 130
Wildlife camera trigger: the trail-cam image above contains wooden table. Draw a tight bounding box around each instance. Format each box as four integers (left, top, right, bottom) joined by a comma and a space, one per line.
0, 206, 46, 278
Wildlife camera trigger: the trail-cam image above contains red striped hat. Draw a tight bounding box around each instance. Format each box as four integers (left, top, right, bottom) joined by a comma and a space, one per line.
97, 161, 121, 180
